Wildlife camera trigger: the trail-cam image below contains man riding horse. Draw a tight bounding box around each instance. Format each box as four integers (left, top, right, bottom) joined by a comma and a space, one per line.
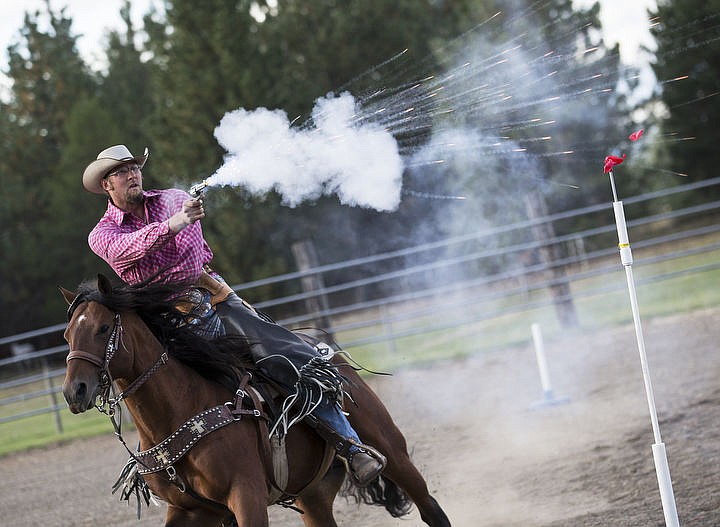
82, 144, 386, 487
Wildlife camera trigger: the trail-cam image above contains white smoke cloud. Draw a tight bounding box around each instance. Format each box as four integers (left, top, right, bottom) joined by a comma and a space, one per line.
209, 92, 404, 211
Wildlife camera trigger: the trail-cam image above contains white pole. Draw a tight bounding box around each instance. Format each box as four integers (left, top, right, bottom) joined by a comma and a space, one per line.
609, 170, 680, 527
529, 323, 569, 407
531, 322, 553, 398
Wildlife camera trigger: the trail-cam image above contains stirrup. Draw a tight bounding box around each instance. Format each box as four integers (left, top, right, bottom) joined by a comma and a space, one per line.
345, 440, 387, 486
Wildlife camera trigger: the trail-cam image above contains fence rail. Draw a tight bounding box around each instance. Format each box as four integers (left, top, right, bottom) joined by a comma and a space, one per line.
3, 176, 720, 432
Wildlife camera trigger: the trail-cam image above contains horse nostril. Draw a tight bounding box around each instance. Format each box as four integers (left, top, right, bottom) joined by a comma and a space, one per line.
76, 382, 87, 401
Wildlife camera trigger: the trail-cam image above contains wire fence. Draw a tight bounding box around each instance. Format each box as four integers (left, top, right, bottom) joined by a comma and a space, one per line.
2, 176, 720, 432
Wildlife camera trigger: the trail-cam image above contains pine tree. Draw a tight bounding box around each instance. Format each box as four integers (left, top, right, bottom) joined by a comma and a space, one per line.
649, 0, 720, 183
0, 3, 95, 334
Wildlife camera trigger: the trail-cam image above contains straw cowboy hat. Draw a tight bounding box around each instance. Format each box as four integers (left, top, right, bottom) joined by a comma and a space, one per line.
82, 145, 149, 194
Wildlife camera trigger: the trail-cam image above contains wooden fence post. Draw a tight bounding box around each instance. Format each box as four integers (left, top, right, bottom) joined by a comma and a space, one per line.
291, 240, 334, 337
43, 360, 63, 434
524, 191, 579, 328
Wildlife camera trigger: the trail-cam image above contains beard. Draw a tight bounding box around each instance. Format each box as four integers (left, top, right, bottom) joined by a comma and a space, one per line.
126, 185, 144, 204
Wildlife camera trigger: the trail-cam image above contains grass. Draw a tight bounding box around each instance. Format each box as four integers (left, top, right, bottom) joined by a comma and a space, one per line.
3, 244, 720, 457
0, 407, 114, 457
0, 374, 128, 458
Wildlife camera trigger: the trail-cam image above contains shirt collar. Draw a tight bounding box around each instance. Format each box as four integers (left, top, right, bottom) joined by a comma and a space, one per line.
105, 190, 162, 226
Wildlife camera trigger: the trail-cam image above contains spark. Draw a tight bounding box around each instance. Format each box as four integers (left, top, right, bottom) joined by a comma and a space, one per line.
664, 75, 689, 84
404, 189, 467, 201
551, 181, 581, 190
501, 45, 523, 55
671, 91, 720, 109
658, 136, 696, 143
532, 151, 575, 158
405, 159, 446, 168
641, 166, 689, 178
583, 47, 599, 54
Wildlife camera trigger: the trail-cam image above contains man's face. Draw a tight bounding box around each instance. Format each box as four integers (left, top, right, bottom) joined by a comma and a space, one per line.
103, 163, 144, 206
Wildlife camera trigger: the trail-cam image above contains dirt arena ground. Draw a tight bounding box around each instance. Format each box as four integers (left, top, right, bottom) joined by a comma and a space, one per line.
2, 307, 720, 526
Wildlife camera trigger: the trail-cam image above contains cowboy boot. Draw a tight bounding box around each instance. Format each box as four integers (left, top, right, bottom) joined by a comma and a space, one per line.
305, 414, 387, 487
346, 440, 387, 487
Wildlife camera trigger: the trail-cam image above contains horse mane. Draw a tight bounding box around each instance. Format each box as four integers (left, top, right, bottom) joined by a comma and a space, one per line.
73, 278, 255, 392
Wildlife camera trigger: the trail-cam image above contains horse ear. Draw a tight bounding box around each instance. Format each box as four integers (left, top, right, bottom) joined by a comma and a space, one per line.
58, 286, 76, 306
97, 273, 113, 296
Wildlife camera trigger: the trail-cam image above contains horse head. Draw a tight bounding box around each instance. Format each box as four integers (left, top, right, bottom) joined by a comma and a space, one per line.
61, 274, 134, 414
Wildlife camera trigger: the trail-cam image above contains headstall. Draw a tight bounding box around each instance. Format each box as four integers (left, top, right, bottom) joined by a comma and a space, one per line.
66, 310, 167, 414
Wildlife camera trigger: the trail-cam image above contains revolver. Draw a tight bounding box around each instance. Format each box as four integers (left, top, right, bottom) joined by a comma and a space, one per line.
189, 179, 210, 199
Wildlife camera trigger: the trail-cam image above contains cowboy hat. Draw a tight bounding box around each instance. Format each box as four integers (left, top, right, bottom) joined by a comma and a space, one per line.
82, 145, 149, 194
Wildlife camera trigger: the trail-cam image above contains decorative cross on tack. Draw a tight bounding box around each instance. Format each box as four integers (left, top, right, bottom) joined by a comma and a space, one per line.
155, 448, 171, 465
191, 418, 207, 435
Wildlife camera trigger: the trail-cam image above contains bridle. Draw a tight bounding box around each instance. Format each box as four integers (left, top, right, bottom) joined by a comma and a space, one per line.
66, 308, 168, 416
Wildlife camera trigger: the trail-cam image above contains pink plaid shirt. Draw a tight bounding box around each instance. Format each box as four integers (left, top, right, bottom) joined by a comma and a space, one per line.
89, 189, 214, 286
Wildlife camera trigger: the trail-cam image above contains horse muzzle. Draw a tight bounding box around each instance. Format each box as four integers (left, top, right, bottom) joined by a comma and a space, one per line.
62, 379, 98, 414
63, 352, 104, 413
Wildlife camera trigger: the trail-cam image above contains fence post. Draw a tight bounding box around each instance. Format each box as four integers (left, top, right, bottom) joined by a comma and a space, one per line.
43, 359, 63, 434
524, 191, 578, 328
291, 239, 334, 336
380, 303, 398, 355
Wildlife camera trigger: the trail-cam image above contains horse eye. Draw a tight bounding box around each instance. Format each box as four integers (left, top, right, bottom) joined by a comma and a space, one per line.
98, 324, 110, 334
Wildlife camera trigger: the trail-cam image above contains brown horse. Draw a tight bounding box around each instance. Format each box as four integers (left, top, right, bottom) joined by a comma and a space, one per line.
61, 275, 451, 527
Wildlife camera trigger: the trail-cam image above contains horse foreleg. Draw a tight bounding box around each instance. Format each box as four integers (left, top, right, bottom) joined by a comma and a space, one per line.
225, 483, 270, 527
295, 461, 346, 527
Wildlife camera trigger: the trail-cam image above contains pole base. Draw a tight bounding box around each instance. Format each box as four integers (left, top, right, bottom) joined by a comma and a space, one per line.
530, 390, 570, 409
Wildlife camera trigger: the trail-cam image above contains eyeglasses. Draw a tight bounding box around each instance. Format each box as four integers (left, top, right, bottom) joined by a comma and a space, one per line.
108, 164, 142, 177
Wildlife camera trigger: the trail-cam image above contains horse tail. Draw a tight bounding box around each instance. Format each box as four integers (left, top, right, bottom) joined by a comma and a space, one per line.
342, 474, 413, 518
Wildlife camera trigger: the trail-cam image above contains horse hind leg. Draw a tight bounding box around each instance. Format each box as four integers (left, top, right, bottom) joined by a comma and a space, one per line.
340, 370, 452, 526
294, 460, 346, 527
364, 454, 451, 527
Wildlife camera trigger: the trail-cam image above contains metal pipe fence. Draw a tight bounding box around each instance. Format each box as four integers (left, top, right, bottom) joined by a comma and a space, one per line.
2, 176, 720, 431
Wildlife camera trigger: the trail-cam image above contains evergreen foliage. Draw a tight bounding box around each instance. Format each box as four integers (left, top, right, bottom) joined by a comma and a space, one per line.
649, 0, 720, 184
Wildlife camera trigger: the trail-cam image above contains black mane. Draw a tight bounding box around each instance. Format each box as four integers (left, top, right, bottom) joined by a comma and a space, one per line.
72, 278, 255, 392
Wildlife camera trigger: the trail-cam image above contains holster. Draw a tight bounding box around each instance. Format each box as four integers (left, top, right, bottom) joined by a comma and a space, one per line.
174, 271, 235, 315
194, 271, 234, 307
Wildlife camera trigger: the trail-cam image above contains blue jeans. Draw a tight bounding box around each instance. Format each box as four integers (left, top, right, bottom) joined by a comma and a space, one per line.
312, 397, 361, 445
